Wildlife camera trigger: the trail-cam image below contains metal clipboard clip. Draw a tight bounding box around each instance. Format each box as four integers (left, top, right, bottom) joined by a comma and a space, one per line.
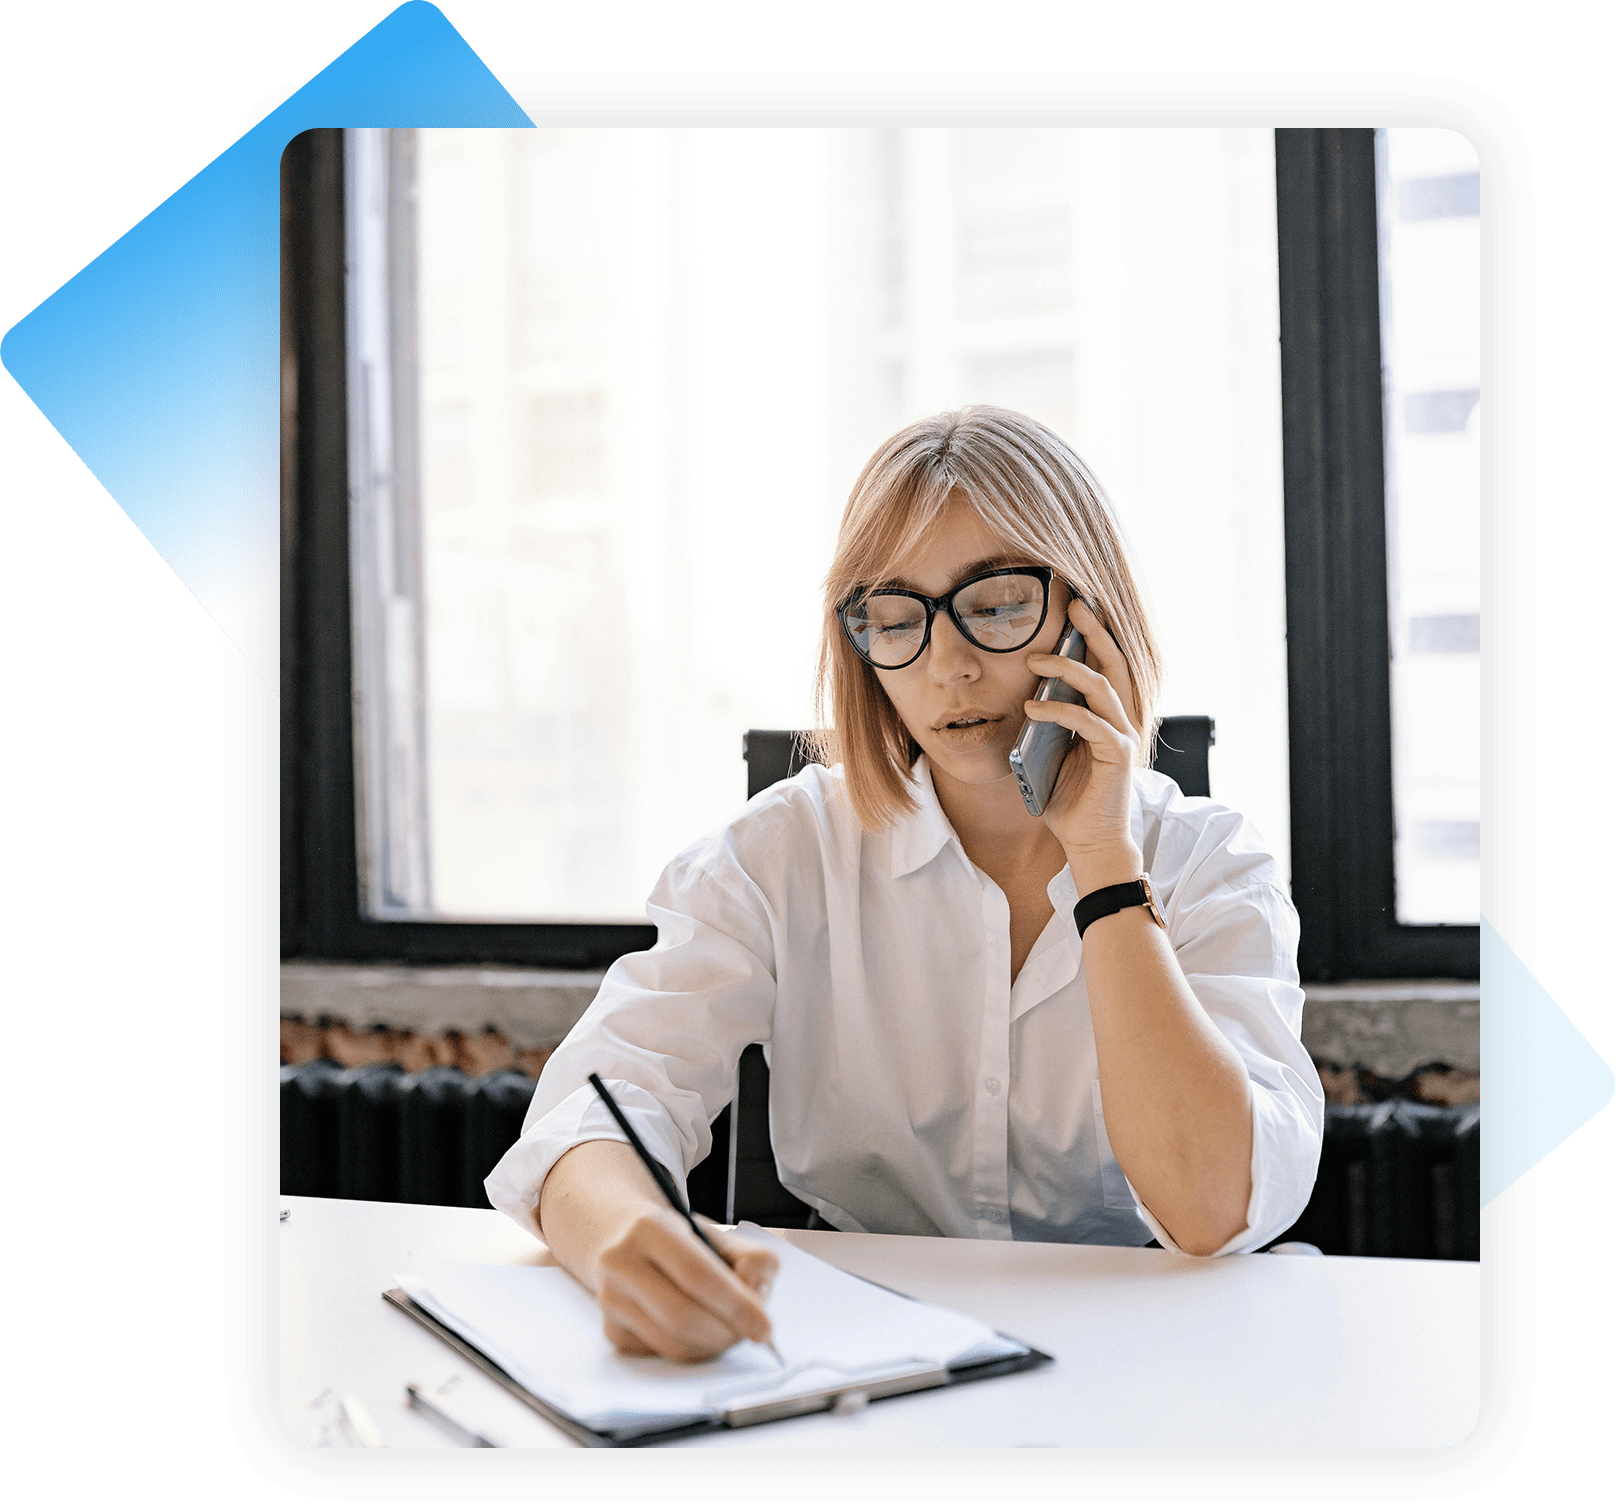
715, 1359, 952, 1428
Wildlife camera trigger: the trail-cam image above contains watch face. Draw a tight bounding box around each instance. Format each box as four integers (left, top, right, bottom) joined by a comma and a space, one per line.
1141, 876, 1166, 928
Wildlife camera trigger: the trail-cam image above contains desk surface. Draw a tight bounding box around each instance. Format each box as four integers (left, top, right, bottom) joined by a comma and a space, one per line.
279, 1195, 1479, 1450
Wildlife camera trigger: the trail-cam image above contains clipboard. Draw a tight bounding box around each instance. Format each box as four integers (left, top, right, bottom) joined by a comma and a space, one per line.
382, 1285, 1053, 1447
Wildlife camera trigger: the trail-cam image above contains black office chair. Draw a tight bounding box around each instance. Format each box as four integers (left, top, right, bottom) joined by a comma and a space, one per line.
742, 718, 1215, 802
684, 719, 1216, 1226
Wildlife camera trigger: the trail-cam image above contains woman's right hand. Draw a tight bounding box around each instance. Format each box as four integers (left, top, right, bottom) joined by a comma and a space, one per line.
596, 1206, 780, 1361
537, 1140, 781, 1363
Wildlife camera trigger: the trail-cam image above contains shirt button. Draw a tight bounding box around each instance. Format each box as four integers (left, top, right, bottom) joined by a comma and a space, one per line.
982, 1207, 1006, 1224
985, 1076, 1002, 1096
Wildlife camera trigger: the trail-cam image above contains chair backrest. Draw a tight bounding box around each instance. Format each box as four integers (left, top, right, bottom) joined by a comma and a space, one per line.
742, 730, 817, 799
744, 716, 1215, 801
1150, 716, 1215, 799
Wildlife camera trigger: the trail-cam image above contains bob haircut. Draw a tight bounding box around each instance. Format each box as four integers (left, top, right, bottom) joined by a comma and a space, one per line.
810, 405, 1164, 833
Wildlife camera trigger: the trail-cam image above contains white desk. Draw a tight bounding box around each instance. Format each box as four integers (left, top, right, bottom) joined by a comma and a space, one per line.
279, 1195, 1479, 1450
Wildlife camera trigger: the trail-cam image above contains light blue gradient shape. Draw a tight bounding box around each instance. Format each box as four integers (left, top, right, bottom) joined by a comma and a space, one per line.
1481, 917, 1613, 1203
0, 2, 531, 678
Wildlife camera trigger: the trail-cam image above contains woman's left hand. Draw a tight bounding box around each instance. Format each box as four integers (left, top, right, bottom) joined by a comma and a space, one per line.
1020, 597, 1144, 891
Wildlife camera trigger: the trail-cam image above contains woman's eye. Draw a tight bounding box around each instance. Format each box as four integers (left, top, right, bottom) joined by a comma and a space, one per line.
971, 603, 1032, 622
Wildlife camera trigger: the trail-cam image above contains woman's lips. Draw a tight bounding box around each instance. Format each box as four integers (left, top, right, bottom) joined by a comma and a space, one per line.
930, 714, 1007, 751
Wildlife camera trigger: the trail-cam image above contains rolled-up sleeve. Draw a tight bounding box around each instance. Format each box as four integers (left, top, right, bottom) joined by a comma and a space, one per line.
484, 849, 778, 1236
1127, 823, 1326, 1257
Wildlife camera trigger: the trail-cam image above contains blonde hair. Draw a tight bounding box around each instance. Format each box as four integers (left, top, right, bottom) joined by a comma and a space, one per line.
809, 406, 1164, 832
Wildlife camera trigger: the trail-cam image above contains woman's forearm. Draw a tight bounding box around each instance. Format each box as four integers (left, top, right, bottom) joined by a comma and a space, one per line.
536, 1139, 668, 1289
1073, 853, 1254, 1256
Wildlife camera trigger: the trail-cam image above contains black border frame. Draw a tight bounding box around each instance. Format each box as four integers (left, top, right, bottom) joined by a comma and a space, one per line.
239, 76, 1525, 1505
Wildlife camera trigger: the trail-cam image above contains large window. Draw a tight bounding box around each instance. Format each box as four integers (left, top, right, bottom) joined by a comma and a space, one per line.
344, 126, 1289, 923
283, 126, 1480, 981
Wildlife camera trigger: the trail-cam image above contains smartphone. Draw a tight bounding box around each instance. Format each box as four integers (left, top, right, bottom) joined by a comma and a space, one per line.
1008, 621, 1088, 817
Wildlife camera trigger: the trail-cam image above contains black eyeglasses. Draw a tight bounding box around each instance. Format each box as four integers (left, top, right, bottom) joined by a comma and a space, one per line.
838, 565, 1056, 670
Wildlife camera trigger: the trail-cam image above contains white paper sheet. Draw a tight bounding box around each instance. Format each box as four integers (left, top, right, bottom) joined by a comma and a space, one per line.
395, 1225, 1026, 1434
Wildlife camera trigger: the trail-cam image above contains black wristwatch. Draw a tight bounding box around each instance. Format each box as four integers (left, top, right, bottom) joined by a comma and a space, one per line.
1073, 876, 1166, 938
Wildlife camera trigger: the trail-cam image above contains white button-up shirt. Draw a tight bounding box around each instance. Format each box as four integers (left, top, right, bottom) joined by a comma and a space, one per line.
486, 759, 1325, 1256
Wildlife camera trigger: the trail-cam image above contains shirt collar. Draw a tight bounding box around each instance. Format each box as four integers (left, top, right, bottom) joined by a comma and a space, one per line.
887, 756, 962, 879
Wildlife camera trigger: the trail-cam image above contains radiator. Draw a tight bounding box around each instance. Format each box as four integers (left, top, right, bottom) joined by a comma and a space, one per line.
280, 1059, 1478, 1260
281, 1061, 536, 1209
1272, 1100, 1480, 1261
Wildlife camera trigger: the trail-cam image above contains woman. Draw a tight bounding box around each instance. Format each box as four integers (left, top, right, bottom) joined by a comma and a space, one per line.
487, 406, 1324, 1363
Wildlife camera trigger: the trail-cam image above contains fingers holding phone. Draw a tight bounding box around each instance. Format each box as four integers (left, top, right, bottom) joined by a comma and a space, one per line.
1017, 598, 1141, 861
1068, 597, 1142, 739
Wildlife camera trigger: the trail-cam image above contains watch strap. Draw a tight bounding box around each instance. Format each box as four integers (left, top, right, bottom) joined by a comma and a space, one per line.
1073, 878, 1164, 938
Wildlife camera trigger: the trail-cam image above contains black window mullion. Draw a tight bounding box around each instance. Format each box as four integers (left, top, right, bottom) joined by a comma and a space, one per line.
283, 129, 350, 960
1275, 128, 1478, 981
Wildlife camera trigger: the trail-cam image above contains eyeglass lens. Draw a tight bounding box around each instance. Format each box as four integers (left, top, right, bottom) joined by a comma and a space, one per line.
844, 572, 1048, 668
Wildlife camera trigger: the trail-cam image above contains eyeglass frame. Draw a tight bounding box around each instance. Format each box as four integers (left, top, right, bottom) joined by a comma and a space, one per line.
836, 564, 1060, 672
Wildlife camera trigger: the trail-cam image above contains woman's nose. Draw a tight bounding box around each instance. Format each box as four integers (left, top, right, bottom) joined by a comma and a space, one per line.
925, 613, 981, 681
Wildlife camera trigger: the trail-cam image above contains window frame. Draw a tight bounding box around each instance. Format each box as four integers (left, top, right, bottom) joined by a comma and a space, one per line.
1274, 128, 1479, 981
281, 129, 654, 968
282, 126, 1480, 981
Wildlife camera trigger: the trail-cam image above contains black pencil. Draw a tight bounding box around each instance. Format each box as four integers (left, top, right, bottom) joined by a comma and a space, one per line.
586, 1072, 784, 1365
